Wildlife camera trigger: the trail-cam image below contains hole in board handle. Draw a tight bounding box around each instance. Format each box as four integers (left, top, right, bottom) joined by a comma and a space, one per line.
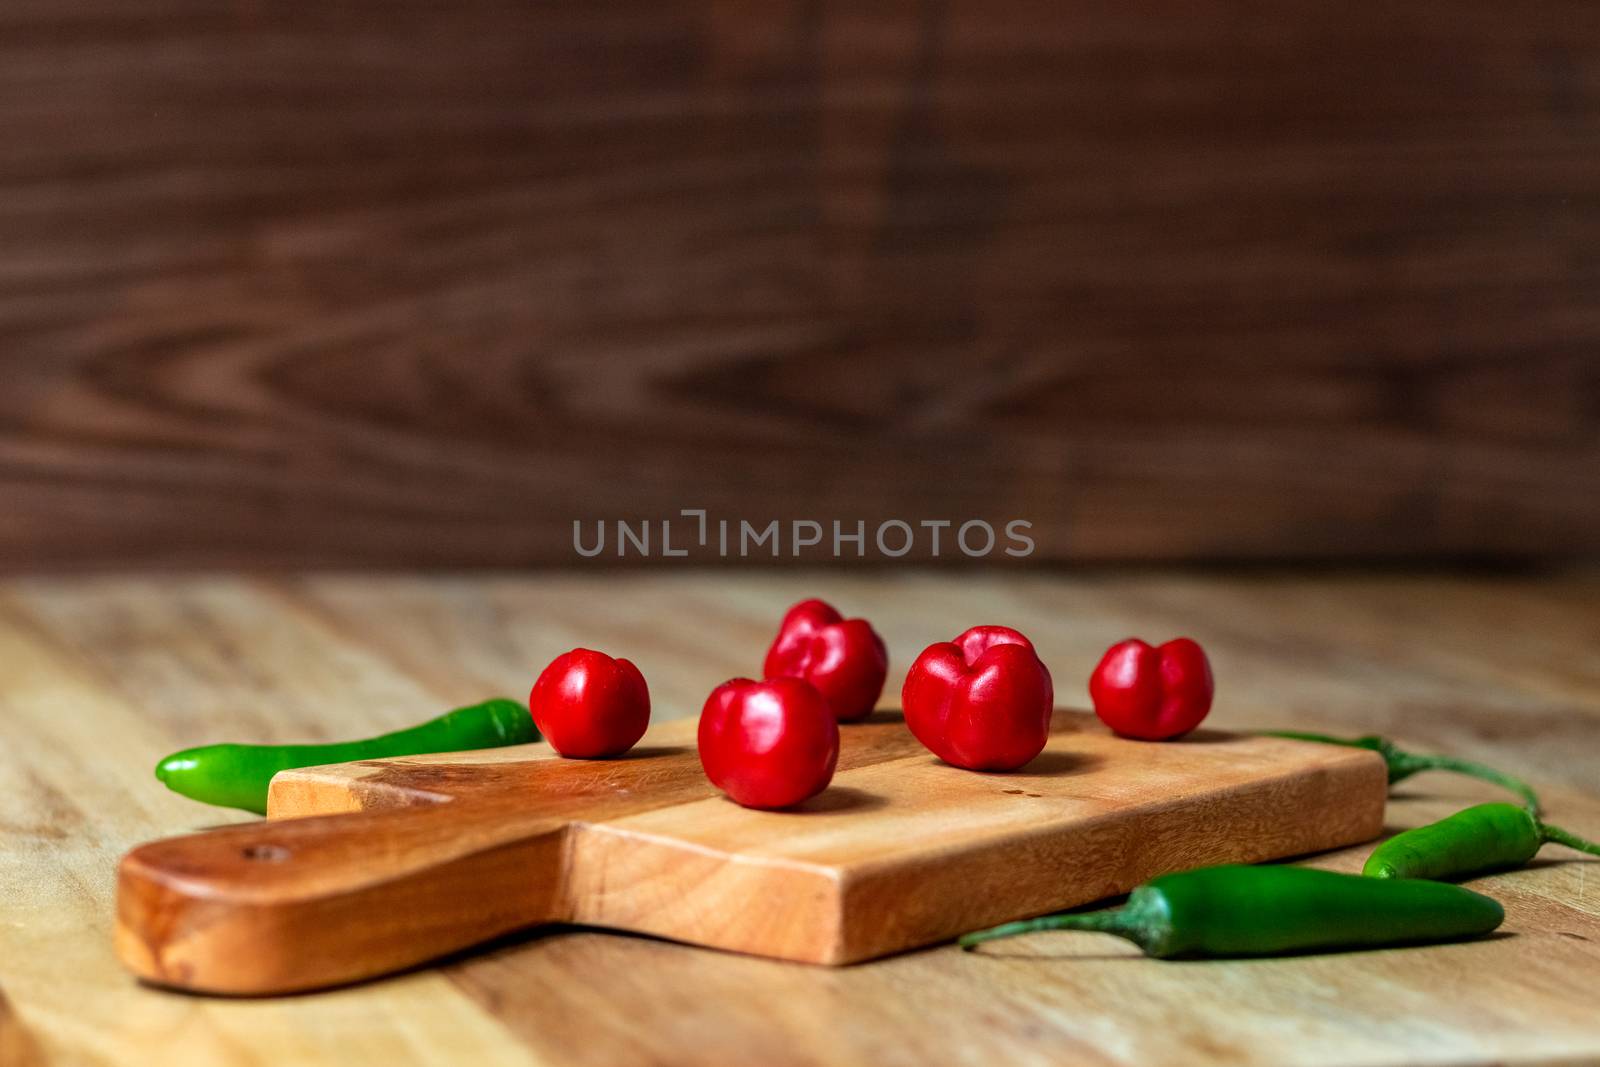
242, 843, 291, 863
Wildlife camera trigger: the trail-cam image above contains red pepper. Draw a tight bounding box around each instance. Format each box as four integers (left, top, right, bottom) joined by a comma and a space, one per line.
762, 598, 888, 722
901, 625, 1054, 771
529, 648, 651, 758
1088, 637, 1213, 741
698, 677, 839, 809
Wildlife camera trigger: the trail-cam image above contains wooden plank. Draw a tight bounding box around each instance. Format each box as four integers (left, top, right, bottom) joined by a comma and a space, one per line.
0, 988, 47, 1067
115, 713, 1385, 991
5, 3, 1600, 569
2, 572, 1599, 1065
0, 587, 540, 1067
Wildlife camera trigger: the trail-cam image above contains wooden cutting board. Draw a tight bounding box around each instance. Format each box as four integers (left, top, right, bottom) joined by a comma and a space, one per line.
116, 710, 1387, 995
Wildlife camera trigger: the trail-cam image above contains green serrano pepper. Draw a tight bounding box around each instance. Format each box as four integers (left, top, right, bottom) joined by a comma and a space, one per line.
1364, 802, 1600, 881
154, 698, 538, 815
1259, 730, 1541, 813
959, 864, 1504, 958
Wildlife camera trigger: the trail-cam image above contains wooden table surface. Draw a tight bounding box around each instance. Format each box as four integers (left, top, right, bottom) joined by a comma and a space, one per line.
3, 570, 1598, 1066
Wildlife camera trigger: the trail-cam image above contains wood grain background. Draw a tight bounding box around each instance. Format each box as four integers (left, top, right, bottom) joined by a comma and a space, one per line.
4, 1, 1599, 569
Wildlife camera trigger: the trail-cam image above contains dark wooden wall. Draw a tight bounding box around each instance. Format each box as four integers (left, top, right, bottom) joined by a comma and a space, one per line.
4, 1, 1598, 569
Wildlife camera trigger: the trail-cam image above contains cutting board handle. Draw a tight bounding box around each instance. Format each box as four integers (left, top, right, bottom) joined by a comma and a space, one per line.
115, 804, 567, 994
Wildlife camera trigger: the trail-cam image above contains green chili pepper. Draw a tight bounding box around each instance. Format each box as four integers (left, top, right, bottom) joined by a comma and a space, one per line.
154, 698, 538, 815
1363, 801, 1600, 881
1259, 730, 1541, 813
959, 864, 1504, 958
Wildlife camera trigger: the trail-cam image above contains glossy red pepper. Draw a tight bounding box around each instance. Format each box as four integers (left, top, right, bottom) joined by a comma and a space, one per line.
901, 626, 1054, 771
1089, 637, 1213, 741
529, 648, 651, 758
698, 677, 839, 809
762, 598, 888, 723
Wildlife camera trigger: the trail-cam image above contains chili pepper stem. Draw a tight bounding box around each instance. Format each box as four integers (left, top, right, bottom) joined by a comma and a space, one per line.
1257, 732, 1543, 814
1541, 822, 1600, 858
1390, 753, 1542, 814
959, 905, 1146, 951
